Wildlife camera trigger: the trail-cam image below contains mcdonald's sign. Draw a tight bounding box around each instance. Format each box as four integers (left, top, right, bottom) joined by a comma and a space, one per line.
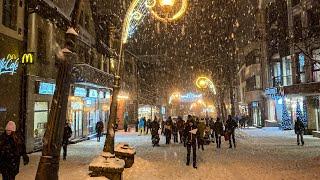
21, 53, 34, 64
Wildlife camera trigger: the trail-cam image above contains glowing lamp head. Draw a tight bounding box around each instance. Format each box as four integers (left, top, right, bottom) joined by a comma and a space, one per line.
198, 80, 207, 88
160, 0, 175, 7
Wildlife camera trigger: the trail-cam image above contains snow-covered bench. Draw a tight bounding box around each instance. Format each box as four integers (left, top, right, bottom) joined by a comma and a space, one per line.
115, 143, 136, 168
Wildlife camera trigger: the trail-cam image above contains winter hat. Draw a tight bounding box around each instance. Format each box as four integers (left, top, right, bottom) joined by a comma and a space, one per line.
5, 121, 16, 132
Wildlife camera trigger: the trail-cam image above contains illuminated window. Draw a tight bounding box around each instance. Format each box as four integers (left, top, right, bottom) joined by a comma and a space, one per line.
2, 0, 17, 30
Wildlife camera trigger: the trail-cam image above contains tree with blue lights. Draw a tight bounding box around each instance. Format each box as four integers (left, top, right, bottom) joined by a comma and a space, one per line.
281, 101, 292, 130
296, 102, 308, 127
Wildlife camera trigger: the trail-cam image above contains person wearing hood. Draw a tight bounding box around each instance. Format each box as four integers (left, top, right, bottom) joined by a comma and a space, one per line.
0, 121, 29, 180
294, 117, 305, 146
138, 117, 145, 135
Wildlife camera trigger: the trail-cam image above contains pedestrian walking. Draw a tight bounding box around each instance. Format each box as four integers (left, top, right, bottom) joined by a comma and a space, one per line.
135, 119, 139, 132
225, 115, 238, 149
124, 115, 129, 132
209, 118, 215, 142
294, 117, 305, 146
150, 117, 160, 147
143, 117, 147, 133
197, 118, 206, 150
184, 116, 198, 169
96, 120, 104, 142
146, 118, 151, 134
213, 117, 223, 148
164, 116, 173, 144
177, 116, 185, 143
172, 121, 179, 143
138, 117, 145, 135
0, 121, 29, 180
62, 122, 72, 160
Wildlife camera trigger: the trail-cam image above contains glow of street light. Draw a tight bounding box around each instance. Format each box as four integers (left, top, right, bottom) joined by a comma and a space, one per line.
148, 0, 188, 23
196, 76, 216, 95
160, 0, 175, 6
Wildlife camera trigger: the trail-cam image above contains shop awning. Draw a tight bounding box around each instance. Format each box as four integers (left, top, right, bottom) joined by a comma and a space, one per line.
72, 63, 114, 88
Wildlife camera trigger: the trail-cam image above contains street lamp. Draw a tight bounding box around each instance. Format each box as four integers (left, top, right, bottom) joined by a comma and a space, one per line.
160, 0, 175, 7
196, 76, 216, 95
104, 0, 188, 154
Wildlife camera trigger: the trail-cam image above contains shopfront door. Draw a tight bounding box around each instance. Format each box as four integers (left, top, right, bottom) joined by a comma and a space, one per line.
72, 111, 83, 138
253, 107, 262, 127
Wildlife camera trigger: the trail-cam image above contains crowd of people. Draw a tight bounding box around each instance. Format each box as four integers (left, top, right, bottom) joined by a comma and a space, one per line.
136, 114, 239, 168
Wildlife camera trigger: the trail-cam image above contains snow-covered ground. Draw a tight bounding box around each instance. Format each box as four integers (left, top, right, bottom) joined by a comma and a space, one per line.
11, 128, 320, 180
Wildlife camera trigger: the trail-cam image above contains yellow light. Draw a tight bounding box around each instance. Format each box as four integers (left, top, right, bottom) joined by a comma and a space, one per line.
196, 76, 217, 95
118, 95, 129, 100
149, 0, 188, 23
160, 0, 175, 6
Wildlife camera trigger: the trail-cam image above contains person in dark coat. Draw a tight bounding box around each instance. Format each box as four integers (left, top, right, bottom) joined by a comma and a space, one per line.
135, 119, 139, 132
209, 118, 215, 142
164, 117, 173, 144
213, 117, 224, 148
62, 123, 72, 160
172, 121, 179, 143
146, 119, 151, 134
143, 117, 147, 132
225, 115, 238, 148
0, 121, 29, 180
184, 116, 199, 169
294, 117, 305, 146
150, 117, 160, 146
96, 120, 104, 142
177, 116, 185, 143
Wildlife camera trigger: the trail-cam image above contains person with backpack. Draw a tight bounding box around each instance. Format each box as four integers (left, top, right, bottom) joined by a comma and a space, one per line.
62, 122, 72, 160
294, 117, 305, 146
96, 120, 104, 142
0, 121, 29, 180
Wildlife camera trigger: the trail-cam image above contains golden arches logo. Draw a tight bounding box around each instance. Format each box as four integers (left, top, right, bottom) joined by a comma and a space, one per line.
6, 54, 17, 60
22, 53, 33, 64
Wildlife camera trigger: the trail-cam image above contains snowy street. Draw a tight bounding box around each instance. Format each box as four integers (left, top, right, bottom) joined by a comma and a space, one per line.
14, 128, 320, 180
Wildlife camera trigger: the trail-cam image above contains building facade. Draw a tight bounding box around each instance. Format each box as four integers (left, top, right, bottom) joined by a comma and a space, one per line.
24, 0, 117, 152
260, 0, 320, 135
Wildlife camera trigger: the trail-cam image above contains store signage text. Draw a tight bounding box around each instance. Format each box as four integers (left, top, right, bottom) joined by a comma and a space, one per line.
39, 82, 56, 95
0, 55, 19, 75
74, 87, 87, 97
180, 93, 202, 102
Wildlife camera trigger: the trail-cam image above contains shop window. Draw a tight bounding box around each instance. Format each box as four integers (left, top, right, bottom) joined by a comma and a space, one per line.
312, 49, 320, 82
282, 56, 292, 86
34, 102, 49, 141
245, 76, 257, 92
2, 0, 17, 30
271, 62, 282, 87
297, 53, 306, 83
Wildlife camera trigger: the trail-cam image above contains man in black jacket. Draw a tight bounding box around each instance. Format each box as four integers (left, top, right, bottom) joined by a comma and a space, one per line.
294, 117, 305, 146
62, 123, 72, 160
184, 116, 199, 169
225, 115, 238, 149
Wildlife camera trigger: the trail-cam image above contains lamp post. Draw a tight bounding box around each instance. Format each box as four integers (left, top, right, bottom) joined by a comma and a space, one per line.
103, 0, 188, 154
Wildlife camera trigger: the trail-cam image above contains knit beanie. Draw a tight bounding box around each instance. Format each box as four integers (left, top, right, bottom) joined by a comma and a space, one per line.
5, 121, 16, 132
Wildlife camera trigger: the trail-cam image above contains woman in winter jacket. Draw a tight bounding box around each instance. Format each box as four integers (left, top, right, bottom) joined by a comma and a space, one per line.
0, 121, 29, 180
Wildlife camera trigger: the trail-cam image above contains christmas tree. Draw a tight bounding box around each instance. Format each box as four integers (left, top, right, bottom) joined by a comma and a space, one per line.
281, 101, 292, 130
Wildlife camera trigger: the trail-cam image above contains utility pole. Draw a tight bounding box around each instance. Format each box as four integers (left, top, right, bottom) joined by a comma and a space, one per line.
35, 1, 82, 179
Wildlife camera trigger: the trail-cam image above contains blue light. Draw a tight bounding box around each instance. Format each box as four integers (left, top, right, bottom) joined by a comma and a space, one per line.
39, 82, 56, 95
74, 87, 87, 97
0, 57, 19, 75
